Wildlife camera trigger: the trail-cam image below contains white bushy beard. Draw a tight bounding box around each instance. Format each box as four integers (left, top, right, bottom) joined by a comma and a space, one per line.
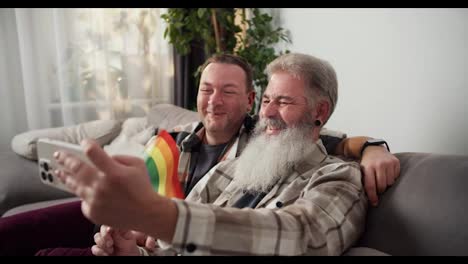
232, 117, 316, 193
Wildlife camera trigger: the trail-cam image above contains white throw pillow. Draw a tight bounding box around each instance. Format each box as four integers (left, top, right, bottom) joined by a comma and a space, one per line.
103, 119, 156, 158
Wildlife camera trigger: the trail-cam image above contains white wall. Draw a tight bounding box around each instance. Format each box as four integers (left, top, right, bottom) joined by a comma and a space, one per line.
278, 8, 468, 156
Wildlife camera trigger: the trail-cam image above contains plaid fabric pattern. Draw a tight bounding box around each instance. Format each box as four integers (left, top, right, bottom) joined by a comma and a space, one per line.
166, 140, 367, 256
171, 120, 252, 190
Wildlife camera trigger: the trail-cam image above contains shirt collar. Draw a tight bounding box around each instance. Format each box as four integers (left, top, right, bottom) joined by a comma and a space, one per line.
180, 115, 255, 152
293, 139, 329, 175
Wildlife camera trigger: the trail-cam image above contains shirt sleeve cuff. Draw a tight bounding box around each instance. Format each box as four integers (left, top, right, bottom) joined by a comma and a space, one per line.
167, 198, 216, 255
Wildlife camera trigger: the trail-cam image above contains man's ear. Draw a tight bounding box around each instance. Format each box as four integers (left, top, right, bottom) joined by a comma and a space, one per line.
314, 99, 330, 126
246, 91, 256, 113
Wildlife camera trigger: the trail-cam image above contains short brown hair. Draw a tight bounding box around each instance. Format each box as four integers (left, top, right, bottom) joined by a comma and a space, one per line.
200, 53, 254, 92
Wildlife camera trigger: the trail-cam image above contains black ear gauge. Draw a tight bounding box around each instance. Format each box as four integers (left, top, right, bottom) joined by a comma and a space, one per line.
314, 120, 322, 127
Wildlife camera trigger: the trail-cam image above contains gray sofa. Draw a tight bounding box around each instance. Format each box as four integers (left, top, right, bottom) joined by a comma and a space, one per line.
1, 104, 467, 256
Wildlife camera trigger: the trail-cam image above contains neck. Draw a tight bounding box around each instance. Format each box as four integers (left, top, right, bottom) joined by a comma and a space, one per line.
312, 127, 321, 142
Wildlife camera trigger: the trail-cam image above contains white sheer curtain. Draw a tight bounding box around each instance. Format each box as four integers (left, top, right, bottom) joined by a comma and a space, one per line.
0, 8, 173, 152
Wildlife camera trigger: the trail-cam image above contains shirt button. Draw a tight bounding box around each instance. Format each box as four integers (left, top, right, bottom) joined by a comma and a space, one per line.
276, 201, 283, 208
186, 243, 197, 253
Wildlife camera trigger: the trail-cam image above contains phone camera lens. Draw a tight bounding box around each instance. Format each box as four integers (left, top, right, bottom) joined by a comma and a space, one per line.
48, 173, 54, 182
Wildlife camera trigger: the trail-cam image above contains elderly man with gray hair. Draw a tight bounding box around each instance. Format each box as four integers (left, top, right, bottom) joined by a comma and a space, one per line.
55, 52, 367, 256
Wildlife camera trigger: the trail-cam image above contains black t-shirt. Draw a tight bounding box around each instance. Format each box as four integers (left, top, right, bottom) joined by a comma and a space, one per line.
185, 142, 228, 195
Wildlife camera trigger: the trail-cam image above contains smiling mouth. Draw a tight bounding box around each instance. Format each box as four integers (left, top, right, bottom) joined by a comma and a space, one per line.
266, 126, 282, 134
208, 112, 226, 116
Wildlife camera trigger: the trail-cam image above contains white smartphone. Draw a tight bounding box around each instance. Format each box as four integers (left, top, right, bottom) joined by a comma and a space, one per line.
37, 138, 91, 193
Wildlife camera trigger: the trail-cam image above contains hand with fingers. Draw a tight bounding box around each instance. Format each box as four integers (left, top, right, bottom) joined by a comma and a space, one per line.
53, 139, 177, 242
360, 146, 401, 207
92, 225, 156, 256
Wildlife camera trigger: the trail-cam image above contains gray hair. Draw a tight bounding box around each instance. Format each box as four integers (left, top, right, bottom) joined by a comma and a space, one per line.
266, 53, 338, 124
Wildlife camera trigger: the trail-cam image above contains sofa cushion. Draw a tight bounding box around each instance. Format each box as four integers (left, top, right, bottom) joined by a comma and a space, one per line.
0, 151, 75, 216
103, 117, 155, 157
104, 104, 200, 157
11, 119, 122, 161
147, 103, 199, 131
357, 152, 468, 255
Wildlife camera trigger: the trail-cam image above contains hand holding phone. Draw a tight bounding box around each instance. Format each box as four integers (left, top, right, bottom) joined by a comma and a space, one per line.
37, 138, 91, 193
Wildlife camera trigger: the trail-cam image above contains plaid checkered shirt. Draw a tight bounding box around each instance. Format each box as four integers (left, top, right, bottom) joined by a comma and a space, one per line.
159, 137, 367, 255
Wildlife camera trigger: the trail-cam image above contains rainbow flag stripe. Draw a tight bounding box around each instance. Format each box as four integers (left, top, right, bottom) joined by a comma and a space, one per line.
143, 130, 184, 199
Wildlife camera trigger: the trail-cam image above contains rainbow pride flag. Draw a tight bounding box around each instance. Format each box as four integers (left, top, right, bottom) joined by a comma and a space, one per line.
143, 130, 184, 199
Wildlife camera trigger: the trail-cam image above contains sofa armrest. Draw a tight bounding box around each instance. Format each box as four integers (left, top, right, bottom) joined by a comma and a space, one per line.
0, 151, 75, 216
357, 152, 468, 255
11, 119, 122, 161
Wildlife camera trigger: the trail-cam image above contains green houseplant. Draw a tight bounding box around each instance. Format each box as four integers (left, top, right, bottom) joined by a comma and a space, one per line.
161, 8, 290, 114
